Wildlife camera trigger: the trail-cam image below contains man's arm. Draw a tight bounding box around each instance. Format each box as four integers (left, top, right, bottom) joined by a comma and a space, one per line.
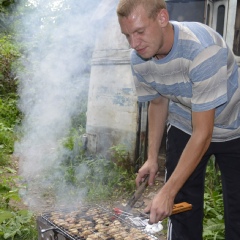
136, 96, 169, 187
146, 108, 215, 223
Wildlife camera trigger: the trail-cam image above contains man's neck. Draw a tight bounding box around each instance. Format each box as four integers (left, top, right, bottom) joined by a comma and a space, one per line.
154, 23, 174, 60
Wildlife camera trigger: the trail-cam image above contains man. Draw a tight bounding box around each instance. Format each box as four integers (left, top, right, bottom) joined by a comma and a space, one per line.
117, 0, 240, 239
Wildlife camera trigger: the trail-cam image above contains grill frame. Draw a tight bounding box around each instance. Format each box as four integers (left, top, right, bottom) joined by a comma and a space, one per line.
37, 204, 161, 240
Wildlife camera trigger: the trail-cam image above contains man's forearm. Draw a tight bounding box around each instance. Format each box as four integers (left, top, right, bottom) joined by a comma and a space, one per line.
163, 132, 212, 199
136, 96, 169, 186
148, 97, 169, 161
163, 109, 215, 199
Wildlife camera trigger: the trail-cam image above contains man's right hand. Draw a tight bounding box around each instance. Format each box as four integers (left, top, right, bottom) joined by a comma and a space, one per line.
136, 159, 159, 187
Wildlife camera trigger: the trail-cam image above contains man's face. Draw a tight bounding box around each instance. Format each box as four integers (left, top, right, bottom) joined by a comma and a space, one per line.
118, 5, 164, 59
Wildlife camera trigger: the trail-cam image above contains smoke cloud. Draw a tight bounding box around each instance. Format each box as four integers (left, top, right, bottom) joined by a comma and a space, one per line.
14, 0, 118, 211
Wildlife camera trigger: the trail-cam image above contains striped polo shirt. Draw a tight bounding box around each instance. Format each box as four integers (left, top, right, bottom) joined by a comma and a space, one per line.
131, 21, 240, 142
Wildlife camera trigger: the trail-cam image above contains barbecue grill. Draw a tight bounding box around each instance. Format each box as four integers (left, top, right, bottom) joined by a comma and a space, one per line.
37, 204, 163, 240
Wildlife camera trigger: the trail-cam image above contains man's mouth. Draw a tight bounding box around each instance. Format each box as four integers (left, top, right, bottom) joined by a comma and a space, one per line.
136, 47, 147, 55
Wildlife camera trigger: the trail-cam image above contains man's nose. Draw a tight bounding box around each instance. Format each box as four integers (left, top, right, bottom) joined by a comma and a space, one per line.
129, 35, 139, 49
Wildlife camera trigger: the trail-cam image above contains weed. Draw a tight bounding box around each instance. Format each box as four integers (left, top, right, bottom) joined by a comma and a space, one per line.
54, 132, 136, 202
203, 156, 224, 239
0, 95, 20, 166
0, 35, 21, 95
109, 144, 135, 174
0, 209, 37, 239
0, 167, 37, 239
0, 93, 37, 239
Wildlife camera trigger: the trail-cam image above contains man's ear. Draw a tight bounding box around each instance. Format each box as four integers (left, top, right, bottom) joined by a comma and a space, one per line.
157, 9, 169, 27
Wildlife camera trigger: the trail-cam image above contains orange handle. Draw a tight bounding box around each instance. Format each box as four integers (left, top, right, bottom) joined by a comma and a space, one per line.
171, 202, 192, 215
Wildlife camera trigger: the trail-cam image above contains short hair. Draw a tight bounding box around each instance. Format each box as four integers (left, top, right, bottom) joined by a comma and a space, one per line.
117, 0, 167, 19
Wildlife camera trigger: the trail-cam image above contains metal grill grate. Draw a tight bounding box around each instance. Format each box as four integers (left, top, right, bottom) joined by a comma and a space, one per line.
40, 204, 161, 240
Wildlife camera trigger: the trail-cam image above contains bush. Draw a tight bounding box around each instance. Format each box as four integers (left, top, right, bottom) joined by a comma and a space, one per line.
0, 96, 20, 165
203, 156, 224, 239
0, 35, 21, 95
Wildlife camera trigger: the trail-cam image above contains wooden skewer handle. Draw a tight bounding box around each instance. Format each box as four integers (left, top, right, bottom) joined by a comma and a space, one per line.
171, 202, 192, 215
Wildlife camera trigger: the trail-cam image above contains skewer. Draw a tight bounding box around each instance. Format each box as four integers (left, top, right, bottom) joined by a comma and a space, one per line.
113, 207, 133, 217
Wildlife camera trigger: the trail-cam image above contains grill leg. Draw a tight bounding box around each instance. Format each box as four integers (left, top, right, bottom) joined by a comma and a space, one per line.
37, 216, 67, 240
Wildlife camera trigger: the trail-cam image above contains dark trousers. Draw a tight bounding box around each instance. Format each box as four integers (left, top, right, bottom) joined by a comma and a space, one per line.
166, 125, 240, 240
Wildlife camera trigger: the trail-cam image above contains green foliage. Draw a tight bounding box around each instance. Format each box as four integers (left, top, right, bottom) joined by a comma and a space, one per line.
0, 36, 21, 95
80, 157, 135, 201
0, 93, 37, 239
0, 167, 19, 209
110, 144, 134, 174
61, 154, 135, 202
0, 96, 20, 127
203, 156, 224, 239
0, 167, 37, 239
0, 95, 20, 165
0, 209, 37, 240
0, 0, 17, 32
0, 0, 15, 12
54, 133, 136, 202
61, 126, 85, 152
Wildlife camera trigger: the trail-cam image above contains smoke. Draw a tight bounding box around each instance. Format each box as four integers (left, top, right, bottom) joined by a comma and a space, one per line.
14, 0, 118, 211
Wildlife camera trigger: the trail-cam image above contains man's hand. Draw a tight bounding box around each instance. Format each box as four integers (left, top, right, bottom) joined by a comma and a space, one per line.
136, 159, 159, 187
144, 185, 174, 223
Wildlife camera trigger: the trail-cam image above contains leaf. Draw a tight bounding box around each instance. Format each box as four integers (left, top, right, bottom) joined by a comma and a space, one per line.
4, 230, 17, 239
17, 209, 31, 218
4, 166, 16, 173
0, 210, 14, 223
0, 184, 10, 193
6, 190, 21, 202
